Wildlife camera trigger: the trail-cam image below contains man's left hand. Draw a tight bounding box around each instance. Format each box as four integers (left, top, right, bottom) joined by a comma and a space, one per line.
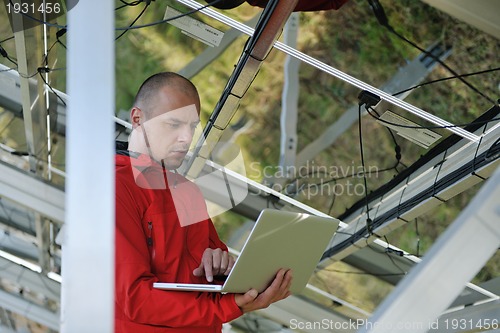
193, 248, 235, 282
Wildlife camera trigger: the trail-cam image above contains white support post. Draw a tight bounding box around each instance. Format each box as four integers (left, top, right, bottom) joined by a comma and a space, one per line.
278, 13, 300, 181
357, 166, 500, 333
61, 0, 115, 332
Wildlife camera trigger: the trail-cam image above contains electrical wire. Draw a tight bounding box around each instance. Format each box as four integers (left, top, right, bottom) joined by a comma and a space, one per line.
115, 1, 151, 41
388, 28, 496, 105
367, 0, 496, 105
327, 179, 337, 215
38, 70, 66, 106
116, 0, 143, 11
392, 66, 500, 98
0, 36, 15, 44
55, 28, 67, 49
120, 0, 142, 5
0, 45, 18, 67
381, 235, 408, 274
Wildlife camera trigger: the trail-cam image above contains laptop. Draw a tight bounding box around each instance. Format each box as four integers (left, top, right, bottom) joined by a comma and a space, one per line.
153, 209, 339, 294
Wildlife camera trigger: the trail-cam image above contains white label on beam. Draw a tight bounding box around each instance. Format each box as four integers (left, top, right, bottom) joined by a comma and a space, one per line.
165, 6, 224, 47
378, 110, 442, 148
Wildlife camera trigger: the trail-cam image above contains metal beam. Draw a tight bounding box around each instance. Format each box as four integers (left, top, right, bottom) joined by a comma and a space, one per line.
0, 289, 59, 331
35, 214, 52, 272
0, 160, 65, 224
12, 2, 49, 174
357, 166, 500, 333
278, 13, 300, 178
61, 0, 115, 332
0, 324, 18, 333
0, 256, 60, 302
0, 64, 68, 137
0, 229, 38, 262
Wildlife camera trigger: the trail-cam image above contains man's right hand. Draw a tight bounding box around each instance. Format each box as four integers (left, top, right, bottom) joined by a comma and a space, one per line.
234, 269, 292, 313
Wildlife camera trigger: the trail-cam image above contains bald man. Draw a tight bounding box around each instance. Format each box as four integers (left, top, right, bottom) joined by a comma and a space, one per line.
114, 72, 292, 333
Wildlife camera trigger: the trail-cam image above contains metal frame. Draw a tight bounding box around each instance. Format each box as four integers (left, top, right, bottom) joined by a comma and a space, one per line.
60, 1, 115, 332
358, 166, 500, 333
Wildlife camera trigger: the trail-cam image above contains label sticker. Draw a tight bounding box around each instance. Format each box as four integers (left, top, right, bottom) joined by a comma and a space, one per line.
377, 110, 442, 149
164, 6, 224, 47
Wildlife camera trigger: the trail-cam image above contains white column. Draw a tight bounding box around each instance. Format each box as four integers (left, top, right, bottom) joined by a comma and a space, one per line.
61, 0, 115, 332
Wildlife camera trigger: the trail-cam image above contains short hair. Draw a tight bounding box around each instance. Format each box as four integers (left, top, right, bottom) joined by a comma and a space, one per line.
133, 72, 200, 118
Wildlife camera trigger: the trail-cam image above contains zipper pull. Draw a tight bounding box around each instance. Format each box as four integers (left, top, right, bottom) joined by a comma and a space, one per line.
147, 221, 153, 246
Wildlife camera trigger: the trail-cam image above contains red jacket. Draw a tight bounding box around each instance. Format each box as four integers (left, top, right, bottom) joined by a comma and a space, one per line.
115, 150, 242, 333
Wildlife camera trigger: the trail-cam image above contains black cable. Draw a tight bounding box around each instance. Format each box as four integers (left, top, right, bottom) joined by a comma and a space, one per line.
0, 45, 18, 67
485, 137, 500, 162
56, 28, 67, 49
116, 0, 143, 11
38, 69, 66, 106
120, 0, 143, 5
388, 28, 496, 105
0, 36, 15, 44
115, 0, 225, 31
367, 0, 496, 105
381, 235, 408, 274
392, 66, 500, 98
369, 107, 403, 171
115, 2, 151, 41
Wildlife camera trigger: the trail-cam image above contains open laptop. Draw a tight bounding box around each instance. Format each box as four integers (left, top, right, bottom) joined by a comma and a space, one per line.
153, 209, 339, 294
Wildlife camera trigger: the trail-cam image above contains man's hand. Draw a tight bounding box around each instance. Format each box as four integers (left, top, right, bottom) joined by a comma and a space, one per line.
193, 248, 235, 282
234, 269, 292, 313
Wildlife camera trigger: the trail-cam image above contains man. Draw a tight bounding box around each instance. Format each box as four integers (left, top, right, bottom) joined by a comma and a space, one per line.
115, 72, 292, 332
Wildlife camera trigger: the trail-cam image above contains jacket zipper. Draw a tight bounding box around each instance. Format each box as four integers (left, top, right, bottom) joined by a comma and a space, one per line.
146, 221, 155, 262
147, 221, 153, 246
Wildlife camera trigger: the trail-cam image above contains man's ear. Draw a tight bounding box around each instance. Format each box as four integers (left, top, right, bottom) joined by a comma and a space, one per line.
130, 107, 143, 129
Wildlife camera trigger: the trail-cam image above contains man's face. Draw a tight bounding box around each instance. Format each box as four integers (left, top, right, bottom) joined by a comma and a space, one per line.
141, 86, 200, 169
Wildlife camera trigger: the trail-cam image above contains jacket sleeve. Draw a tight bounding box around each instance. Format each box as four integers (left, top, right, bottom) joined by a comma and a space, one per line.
115, 177, 243, 328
